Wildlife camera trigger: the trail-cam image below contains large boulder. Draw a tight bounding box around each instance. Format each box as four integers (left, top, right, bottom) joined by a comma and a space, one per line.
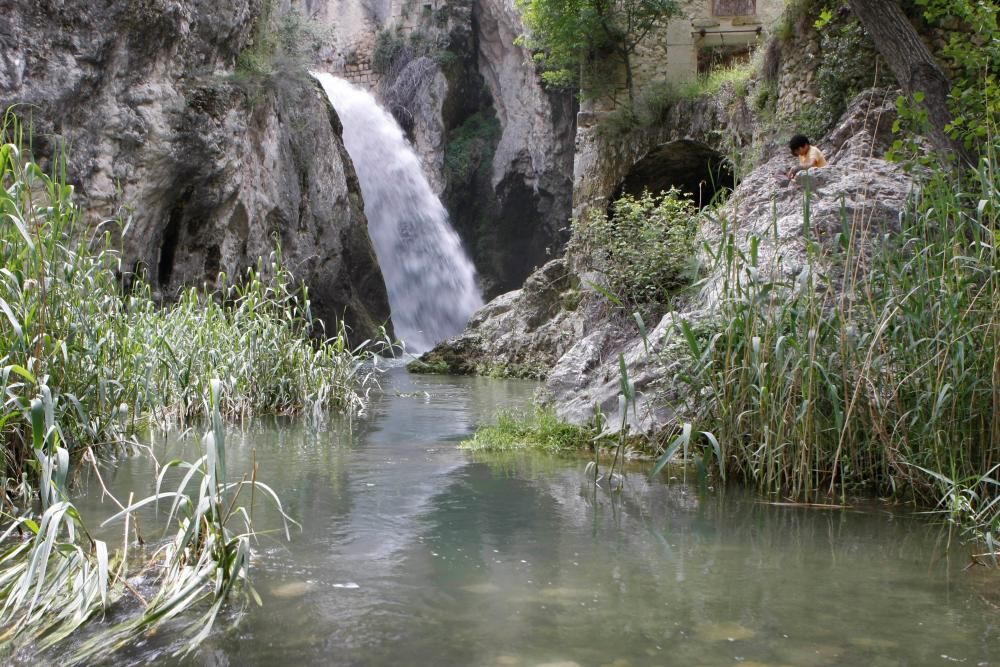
0, 0, 391, 339
412, 258, 584, 378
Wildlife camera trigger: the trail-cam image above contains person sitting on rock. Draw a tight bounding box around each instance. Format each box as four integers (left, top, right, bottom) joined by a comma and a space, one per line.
786, 134, 828, 184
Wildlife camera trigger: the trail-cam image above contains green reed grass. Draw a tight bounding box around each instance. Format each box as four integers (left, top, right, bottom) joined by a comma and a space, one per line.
0, 109, 377, 658
461, 406, 592, 454
672, 137, 999, 545
0, 380, 296, 664
0, 110, 382, 499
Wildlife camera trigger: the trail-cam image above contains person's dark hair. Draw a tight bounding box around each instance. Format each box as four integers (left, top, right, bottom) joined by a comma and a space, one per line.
788, 134, 810, 154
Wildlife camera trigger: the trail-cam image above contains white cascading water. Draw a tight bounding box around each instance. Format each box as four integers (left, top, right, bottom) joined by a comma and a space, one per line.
313, 73, 483, 353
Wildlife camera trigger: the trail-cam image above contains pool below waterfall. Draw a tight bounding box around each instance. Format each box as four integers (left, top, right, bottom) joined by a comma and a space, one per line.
62, 368, 997, 667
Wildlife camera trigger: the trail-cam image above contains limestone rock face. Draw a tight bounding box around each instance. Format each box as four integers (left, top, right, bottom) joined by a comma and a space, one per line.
475, 0, 576, 229
420, 88, 913, 436
573, 84, 755, 219
414, 258, 584, 378
554, 89, 912, 434
0, 0, 391, 339
372, 0, 576, 297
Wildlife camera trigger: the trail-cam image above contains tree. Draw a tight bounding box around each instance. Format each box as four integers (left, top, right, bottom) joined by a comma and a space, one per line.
845, 0, 971, 163
517, 0, 680, 101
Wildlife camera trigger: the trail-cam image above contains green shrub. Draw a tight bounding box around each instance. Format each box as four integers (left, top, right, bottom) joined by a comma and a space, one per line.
570, 189, 699, 316
373, 29, 406, 74
444, 109, 501, 185
913, 0, 999, 154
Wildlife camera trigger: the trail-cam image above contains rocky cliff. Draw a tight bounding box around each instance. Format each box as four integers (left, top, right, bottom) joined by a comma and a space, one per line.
0, 0, 391, 339
417, 87, 914, 435
370, 0, 576, 297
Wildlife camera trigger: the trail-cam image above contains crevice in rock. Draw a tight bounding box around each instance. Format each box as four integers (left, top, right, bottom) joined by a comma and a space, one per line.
157, 186, 192, 288
613, 139, 735, 209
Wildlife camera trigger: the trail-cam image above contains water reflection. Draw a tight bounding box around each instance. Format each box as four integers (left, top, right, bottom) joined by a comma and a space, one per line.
63, 369, 996, 667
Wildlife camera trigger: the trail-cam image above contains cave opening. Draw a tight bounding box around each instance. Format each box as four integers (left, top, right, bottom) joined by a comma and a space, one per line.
613, 140, 735, 209
157, 187, 193, 288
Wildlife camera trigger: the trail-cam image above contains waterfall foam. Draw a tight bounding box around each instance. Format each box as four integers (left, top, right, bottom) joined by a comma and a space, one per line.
313, 73, 483, 353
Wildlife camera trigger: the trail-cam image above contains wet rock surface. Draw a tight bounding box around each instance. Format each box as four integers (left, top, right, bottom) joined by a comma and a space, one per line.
375, 0, 576, 298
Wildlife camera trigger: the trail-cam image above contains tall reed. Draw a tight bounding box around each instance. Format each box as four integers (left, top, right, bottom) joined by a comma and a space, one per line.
674, 139, 999, 542
0, 109, 377, 657
0, 110, 382, 500
0, 380, 296, 663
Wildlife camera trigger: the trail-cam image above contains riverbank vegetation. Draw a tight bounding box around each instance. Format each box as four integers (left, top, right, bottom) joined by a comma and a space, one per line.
462, 0, 1000, 558
673, 148, 998, 534
461, 406, 591, 454
0, 113, 380, 660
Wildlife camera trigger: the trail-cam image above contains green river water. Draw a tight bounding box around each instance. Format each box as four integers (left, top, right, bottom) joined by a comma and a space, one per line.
60, 368, 997, 666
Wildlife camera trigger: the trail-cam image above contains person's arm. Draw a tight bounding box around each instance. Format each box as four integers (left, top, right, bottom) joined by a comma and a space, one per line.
787, 163, 808, 179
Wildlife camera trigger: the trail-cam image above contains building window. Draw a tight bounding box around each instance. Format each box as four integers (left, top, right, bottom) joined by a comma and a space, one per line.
713, 0, 756, 16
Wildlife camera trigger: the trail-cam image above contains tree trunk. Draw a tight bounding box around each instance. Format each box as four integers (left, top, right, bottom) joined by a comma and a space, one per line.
622, 49, 635, 103
846, 0, 971, 164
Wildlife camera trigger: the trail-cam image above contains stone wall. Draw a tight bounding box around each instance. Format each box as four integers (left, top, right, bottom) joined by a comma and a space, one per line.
582, 0, 784, 113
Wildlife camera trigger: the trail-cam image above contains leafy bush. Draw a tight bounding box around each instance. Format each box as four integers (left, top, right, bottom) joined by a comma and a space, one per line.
233, 7, 332, 103
372, 29, 406, 74
913, 0, 999, 153
570, 189, 699, 315
444, 109, 501, 185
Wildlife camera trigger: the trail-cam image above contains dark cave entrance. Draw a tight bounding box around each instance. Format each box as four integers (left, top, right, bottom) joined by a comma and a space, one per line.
613, 140, 735, 209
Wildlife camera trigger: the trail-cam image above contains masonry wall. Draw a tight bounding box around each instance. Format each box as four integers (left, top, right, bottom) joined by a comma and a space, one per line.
582, 0, 784, 113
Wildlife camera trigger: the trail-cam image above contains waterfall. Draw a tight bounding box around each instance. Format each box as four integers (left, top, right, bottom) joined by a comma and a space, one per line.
313, 73, 483, 353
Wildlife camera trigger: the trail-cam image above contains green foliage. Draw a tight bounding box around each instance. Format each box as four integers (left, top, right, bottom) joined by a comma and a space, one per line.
373, 29, 406, 74
913, 0, 999, 154
0, 384, 297, 663
0, 110, 372, 660
516, 0, 680, 94
234, 6, 332, 100
444, 110, 501, 185
570, 189, 699, 316
461, 407, 593, 453
775, 0, 885, 138
887, 91, 937, 166
595, 61, 752, 139
811, 15, 881, 133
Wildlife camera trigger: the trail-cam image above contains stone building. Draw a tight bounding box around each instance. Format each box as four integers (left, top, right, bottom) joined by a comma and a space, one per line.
586, 0, 785, 110
662, 0, 785, 82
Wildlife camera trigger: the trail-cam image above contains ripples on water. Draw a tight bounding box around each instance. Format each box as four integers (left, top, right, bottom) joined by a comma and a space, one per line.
66, 370, 997, 666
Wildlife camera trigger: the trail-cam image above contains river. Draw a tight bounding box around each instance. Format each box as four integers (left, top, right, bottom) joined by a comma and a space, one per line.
64, 368, 997, 666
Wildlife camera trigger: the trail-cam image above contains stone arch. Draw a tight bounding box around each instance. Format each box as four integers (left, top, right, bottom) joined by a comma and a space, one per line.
613, 139, 734, 209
